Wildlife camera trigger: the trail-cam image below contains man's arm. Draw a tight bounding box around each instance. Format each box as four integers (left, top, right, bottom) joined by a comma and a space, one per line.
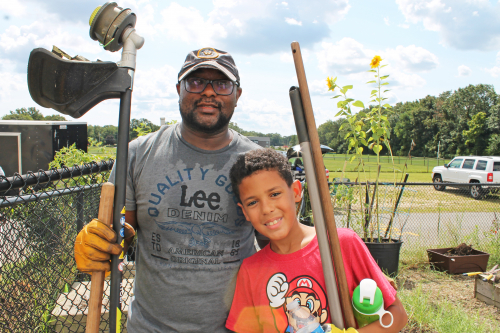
123, 210, 138, 253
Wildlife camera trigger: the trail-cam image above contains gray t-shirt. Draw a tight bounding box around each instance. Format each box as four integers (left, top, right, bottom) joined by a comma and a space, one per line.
111, 124, 260, 332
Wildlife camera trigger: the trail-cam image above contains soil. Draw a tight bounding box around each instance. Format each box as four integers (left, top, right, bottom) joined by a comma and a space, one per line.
397, 267, 500, 332
445, 243, 474, 256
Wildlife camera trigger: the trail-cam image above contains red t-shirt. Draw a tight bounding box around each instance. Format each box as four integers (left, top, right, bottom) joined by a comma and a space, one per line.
226, 228, 397, 333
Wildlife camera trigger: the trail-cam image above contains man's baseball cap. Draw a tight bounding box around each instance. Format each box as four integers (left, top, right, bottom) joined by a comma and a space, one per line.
178, 47, 240, 85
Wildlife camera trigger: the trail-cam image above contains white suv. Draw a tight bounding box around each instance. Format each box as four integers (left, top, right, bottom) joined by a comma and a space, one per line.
432, 156, 500, 199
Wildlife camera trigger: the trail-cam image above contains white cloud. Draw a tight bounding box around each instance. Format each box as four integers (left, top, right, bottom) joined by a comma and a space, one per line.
0, 20, 103, 73
309, 79, 330, 95
385, 45, 439, 72
234, 97, 296, 133
484, 66, 500, 77
159, 3, 226, 45
384, 17, 390, 25
156, 0, 351, 54
0, 59, 25, 102
316, 38, 430, 91
396, 0, 500, 50
317, 38, 373, 75
398, 24, 410, 28
387, 71, 427, 90
317, 39, 438, 74
0, 0, 27, 17
458, 64, 472, 76
285, 18, 302, 26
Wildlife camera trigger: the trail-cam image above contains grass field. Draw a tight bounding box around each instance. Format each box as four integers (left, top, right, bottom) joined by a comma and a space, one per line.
88, 146, 116, 157
323, 153, 450, 183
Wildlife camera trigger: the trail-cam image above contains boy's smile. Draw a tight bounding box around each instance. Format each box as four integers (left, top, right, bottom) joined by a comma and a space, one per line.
237, 170, 302, 248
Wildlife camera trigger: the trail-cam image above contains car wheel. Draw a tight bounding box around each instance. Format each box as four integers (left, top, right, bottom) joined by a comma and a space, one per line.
433, 176, 445, 191
470, 182, 484, 200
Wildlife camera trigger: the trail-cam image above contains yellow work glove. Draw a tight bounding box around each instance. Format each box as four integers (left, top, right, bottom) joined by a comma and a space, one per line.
323, 325, 358, 333
74, 218, 135, 274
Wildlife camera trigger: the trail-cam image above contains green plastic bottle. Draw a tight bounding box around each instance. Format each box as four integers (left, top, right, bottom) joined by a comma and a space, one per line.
352, 279, 393, 328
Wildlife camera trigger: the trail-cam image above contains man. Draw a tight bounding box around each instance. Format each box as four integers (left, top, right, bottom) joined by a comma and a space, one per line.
74, 47, 261, 332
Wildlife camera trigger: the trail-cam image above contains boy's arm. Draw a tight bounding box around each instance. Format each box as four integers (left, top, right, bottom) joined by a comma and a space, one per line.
328, 296, 407, 333
357, 296, 407, 333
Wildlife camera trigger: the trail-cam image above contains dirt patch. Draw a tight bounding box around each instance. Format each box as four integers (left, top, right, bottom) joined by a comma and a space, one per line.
445, 243, 474, 256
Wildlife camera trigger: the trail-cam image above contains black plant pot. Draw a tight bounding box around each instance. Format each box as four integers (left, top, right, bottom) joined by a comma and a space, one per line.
363, 238, 403, 277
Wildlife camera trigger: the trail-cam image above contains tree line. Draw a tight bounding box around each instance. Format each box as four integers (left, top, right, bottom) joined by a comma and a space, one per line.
5, 83, 498, 157
318, 84, 500, 158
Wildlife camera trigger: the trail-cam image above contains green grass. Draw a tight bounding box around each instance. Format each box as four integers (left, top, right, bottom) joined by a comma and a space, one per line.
323, 153, 450, 183
398, 282, 498, 333
88, 146, 116, 158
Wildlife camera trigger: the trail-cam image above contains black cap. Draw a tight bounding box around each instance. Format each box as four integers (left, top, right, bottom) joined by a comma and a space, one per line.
178, 47, 240, 85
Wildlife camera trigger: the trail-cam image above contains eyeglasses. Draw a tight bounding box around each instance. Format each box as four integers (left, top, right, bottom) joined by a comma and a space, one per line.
183, 77, 237, 96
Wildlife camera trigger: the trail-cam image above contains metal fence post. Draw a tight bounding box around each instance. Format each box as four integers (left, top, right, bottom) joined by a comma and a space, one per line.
76, 189, 84, 233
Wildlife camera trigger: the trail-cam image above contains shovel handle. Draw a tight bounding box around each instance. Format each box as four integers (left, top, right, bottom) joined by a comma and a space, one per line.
86, 182, 115, 333
291, 41, 357, 329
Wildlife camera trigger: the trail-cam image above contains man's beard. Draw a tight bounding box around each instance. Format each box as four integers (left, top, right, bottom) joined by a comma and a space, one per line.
180, 99, 233, 134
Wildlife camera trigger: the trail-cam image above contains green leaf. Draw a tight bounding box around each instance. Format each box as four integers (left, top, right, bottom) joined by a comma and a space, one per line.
344, 132, 350, 139
343, 85, 353, 90
352, 100, 365, 108
367, 69, 377, 73
383, 103, 391, 108
340, 88, 346, 94
371, 90, 377, 95
380, 64, 388, 68
349, 155, 357, 162
384, 89, 390, 92
380, 75, 389, 79
372, 144, 382, 154
335, 111, 344, 117
381, 82, 389, 85
358, 111, 367, 117
366, 80, 376, 84
337, 100, 345, 108
357, 147, 364, 155
346, 98, 354, 103
332, 95, 342, 99
360, 138, 367, 146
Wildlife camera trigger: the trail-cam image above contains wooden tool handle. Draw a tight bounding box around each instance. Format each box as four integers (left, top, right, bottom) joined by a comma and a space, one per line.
291, 41, 357, 328
86, 182, 115, 333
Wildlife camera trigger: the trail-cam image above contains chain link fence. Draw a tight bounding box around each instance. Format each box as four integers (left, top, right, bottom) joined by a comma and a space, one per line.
1, 162, 499, 331
325, 181, 500, 262
0, 161, 137, 333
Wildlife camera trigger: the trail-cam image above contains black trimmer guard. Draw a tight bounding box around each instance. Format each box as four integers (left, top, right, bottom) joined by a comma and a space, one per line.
27, 48, 131, 118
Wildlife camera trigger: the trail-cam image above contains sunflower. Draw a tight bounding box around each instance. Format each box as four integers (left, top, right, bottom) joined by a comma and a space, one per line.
326, 77, 336, 90
370, 55, 382, 68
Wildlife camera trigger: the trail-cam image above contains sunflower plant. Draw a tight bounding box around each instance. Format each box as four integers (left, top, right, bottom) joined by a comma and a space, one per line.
327, 56, 397, 242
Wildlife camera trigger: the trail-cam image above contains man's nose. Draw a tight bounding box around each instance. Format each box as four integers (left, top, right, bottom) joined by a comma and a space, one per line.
201, 82, 217, 97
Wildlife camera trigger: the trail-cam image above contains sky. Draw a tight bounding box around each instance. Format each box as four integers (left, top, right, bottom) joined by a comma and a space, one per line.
0, 0, 499, 136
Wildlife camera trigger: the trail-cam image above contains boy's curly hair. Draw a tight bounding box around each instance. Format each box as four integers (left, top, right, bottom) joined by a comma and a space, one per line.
230, 148, 293, 202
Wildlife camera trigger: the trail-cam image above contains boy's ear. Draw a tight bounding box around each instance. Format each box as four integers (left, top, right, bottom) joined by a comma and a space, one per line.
237, 202, 250, 221
292, 180, 302, 203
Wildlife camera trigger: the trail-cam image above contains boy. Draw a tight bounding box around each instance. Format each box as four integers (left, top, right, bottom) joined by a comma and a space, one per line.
226, 149, 407, 333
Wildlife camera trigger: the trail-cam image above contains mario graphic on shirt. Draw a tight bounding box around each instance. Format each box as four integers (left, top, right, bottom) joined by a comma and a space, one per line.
266, 273, 329, 333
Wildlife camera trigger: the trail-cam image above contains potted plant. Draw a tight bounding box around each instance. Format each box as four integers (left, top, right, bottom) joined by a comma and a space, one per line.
327, 56, 404, 276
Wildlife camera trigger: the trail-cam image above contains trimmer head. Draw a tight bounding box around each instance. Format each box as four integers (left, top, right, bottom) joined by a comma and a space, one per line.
27, 48, 131, 118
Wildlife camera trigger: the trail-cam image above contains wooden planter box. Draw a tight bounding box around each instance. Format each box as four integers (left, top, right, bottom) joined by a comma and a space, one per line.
426, 248, 490, 274
475, 275, 500, 309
